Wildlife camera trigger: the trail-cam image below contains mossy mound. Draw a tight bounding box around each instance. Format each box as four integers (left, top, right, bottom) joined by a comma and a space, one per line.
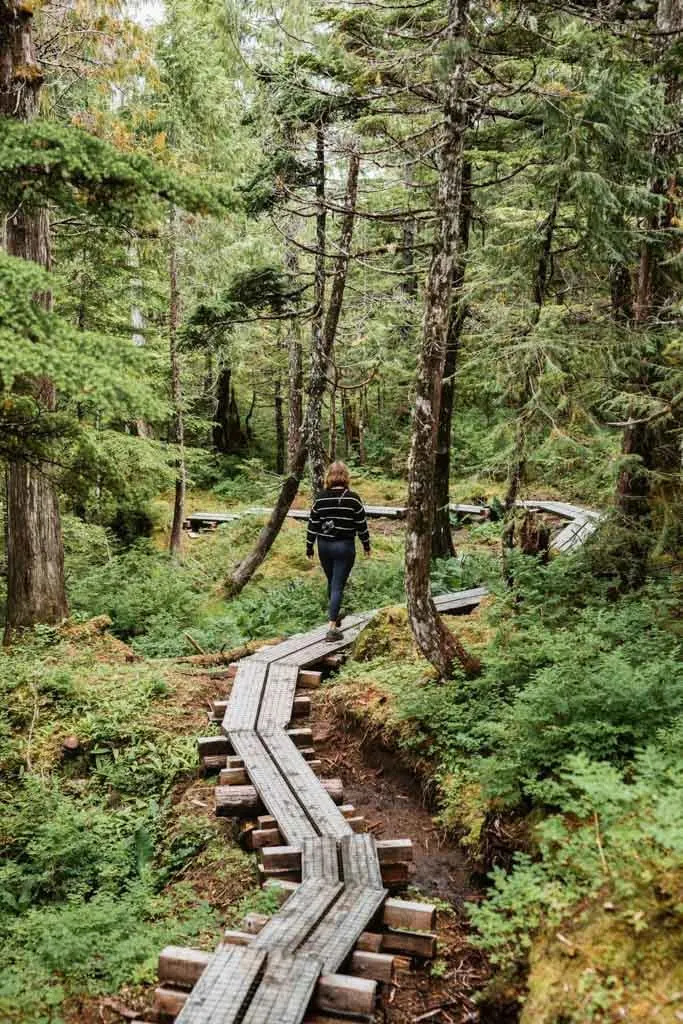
522, 902, 683, 1022
353, 605, 418, 662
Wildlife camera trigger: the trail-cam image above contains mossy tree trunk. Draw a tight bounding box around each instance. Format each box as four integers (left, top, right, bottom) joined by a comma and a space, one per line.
168, 206, 185, 556
1, 0, 68, 638
404, 0, 480, 679
432, 161, 472, 560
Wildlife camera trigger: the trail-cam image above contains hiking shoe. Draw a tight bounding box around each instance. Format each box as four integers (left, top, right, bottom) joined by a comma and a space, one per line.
325, 627, 343, 642
335, 614, 343, 627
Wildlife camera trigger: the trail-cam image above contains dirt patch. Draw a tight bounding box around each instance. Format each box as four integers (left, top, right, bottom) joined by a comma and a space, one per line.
313, 696, 473, 907
311, 690, 517, 1024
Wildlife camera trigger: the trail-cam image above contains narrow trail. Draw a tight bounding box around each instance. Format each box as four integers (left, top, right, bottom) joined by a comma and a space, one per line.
149, 501, 598, 1024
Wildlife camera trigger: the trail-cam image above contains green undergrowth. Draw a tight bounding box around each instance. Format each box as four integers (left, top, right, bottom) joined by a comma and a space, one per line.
0, 628, 257, 1024
67, 506, 495, 658
331, 548, 682, 1021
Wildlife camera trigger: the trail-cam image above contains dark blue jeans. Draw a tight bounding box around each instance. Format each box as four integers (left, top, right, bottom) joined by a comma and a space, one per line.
318, 536, 355, 622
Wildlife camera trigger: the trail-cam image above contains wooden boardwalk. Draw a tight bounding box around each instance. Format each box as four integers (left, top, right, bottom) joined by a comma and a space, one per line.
159, 593, 486, 1023
157, 500, 599, 1022
186, 498, 601, 554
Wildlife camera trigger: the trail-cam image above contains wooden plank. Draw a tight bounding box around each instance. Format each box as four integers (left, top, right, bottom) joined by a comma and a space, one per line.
449, 502, 489, 516
433, 586, 488, 613
376, 839, 413, 864
297, 670, 323, 689
286, 727, 314, 747
260, 845, 301, 871
197, 736, 231, 758
292, 695, 311, 718
252, 613, 369, 668
341, 834, 383, 889
248, 826, 283, 849
282, 626, 368, 668
174, 945, 266, 1024
251, 879, 342, 954
155, 986, 187, 1016
222, 662, 268, 732
217, 779, 343, 820
202, 754, 228, 773
316, 974, 377, 1018
381, 929, 437, 959
241, 951, 322, 1024
383, 898, 436, 931
258, 662, 300, 731
261, 727, 352, 838
302, 836, 339, 883
158, 947, 210, 988
299, 886, 387, 974
229, 730, 316, 844
349, 951, 395, 983
222, 929, 254, 947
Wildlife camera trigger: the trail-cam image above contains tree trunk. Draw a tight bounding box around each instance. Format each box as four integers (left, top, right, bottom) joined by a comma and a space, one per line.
404, 0, 479, 679
432, 161, 472, 560
503, 178, 563, 526
227, 148, 361, 596
329, 369, 337, 461
213, 367, 245, 453
615, 0, 683, 573
402, 162, 418, 298
168, 207, 185, 556
1, 1, 68, 637
274, 375, 285, 475
285, 243, 304, 471
309, 124, 328, 495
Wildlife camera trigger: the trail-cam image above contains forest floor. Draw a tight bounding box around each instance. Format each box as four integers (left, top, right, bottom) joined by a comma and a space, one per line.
2, 474, 680, 1024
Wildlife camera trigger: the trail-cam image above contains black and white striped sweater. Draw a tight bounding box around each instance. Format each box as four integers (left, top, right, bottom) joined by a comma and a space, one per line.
306, 487, 371, 554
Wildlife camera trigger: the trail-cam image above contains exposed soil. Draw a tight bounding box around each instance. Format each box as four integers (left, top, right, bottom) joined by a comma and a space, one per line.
311, 687, 518, 1024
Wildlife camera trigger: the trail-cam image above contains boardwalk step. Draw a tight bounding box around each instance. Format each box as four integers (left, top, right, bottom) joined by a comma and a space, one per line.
215, 778, 344, 817
159, 947, 382, 1019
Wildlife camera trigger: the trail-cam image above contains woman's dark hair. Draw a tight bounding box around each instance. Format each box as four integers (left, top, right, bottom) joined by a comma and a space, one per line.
325, 461, 351, 489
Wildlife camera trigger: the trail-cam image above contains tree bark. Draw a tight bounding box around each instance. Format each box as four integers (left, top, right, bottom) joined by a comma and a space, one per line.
274, 374, 285, 475
227, 149, 361, 596
1, 0, 68, 637
615, 0, 682, 571
168, 206, 185, 556
213, 367, 245, 453
503, 177, 563, 523
285, 243, 304, 472
404, 0, 479, 679
432, 161, 472, 560
309, 124, 328, 495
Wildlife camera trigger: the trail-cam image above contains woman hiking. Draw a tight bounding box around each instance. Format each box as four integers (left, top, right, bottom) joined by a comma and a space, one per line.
306, 461, 371, 641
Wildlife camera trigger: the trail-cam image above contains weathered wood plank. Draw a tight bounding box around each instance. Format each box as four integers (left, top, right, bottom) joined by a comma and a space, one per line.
299, 886, 387, 974
382, 898, 436, 931
222, 662, 268, 732
261, 727, 351, 838
316, 973, 377, 1018
158, 946, 210, 988
341, 834, 383, 890
432, 586, 488, 613
229, 730, 316, 844
251, 879, 342, 954
254, 613, 370, 666
376, 839, 413, 864
302, 836, 339, 883
240, 951, 321, 1024
174, 945, 266, 1024
258, 662, 300, 731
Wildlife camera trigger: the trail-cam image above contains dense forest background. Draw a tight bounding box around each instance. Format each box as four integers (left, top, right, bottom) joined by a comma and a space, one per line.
1, 0, 681, 1022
